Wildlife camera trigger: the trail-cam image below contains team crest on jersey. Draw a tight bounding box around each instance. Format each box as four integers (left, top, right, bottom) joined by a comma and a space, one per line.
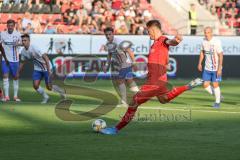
106, 42, 117, 50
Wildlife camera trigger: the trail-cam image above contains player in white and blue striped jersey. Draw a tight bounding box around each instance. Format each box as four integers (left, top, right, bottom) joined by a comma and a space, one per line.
198, 26, 224, 108
0, 19, 21, 102
17, 34, 66, 104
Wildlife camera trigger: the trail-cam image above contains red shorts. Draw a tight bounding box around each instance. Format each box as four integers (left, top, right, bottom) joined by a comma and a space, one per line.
133, 78, 170, 105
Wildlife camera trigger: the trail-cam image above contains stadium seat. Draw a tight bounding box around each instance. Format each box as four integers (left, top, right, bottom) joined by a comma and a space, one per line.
51, 4, 61, 14
20, 3, 29, 13
1, 4, 11, 13
29, 4, 41, 14
10, 4, 22, 13
0, 24, 6, 31
0, 14, 11, 23
11, 13, 20, 21
52, 14, 61, 21
41, 4, 51, 14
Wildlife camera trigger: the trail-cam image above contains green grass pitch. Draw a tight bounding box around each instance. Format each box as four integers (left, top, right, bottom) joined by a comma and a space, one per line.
0, 79, 240, 160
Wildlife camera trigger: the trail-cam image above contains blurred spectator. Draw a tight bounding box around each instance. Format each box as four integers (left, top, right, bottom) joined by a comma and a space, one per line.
24, 23, 34, 34
112, 0, 122, 10
32, 14, 42, 33
62, 12, 69, 24
79, 23, 90, 34
115, 16, 126, 30
66, 3, 78, 24
116, 23, 129, 34
125, 7, 136, 18
200, 0, 240, 30
3, 0, 28, 4
22, 12, 33, 30
44, 22, 57, 34
136, 25, 145, 35
60, 0, 70, 13
16, 18, 23, 32
0, 0, 157, 35
189, 3, 198, 35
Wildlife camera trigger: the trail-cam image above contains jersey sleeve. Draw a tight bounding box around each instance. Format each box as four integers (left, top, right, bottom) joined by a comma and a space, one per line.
33, 45, 45, 57
114, 38, 122, 46
216, 40, 223, 54
162, 36, 169, 48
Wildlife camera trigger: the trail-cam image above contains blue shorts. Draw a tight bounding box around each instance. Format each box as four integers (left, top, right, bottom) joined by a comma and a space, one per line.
202, 70, 222, 82
32, 70, 51, 84
1, 61, 19, 77
118, 66, 134, 79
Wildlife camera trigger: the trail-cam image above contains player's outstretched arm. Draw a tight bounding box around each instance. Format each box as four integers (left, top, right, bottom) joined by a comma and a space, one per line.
126, 48, 135, 62
0, 43, 9, 65
99, 45, 107, 52
16, 62, 26, 79
103, 53, 112, 73
198, 51, 204, 72
126, 48, 137, 71
166, 32, 183, 46
217, 52, 223, 77
42, 54, 51, 74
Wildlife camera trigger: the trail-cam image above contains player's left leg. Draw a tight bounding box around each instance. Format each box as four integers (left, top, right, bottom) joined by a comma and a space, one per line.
2, 60, 10, 101
32, 71, 49, 104
212, 72, 222, 108
100, 84, 168, 135
116, 79, 127, 105
11, 62, 21, 102
116, 67, 131, 105
44, 71, 66, 99
122, 66, 139, 103
124, 66, 139, 93
156, 78, 203, 104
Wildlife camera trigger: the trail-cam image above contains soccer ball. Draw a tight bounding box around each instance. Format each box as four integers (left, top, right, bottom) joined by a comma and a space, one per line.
92, 119, 107, 132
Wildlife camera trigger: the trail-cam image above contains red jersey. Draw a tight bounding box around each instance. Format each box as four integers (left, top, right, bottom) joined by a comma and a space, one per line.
147, 36, 169, 83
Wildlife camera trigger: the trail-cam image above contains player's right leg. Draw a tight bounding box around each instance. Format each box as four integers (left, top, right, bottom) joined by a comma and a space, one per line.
1, 61, 10, 101
212, 71, 222, 108
116, 79, 127, 106
116, 67, 130, 106
202, 70, 214, 95
10, 62, 21, 102
32, 71, 49, 104
43, 71, 66, 99
156, 78, 203, 104
100, 84, 166, 135
117, 66, 139, 106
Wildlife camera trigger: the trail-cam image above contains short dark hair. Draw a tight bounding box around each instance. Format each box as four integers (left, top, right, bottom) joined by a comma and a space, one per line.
21, 34, 30, 39
146, 20, 161, 30
104, 27, 114, 33
7, 19, 16, 25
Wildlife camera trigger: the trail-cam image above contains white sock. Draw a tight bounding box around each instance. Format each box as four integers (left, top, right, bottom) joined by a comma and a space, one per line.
119, 83, 127, 103
3, 78, 9, 97
13, 80, 19, 97
129, 81, 139, 92
51, 85, 65, 95
214, 87, 221, 103
36, 87, 48, 98
204, 85, 214, 95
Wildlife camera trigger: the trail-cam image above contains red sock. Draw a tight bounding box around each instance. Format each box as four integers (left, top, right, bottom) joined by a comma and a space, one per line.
116, 107, 137, 131
166, 85, 189, 102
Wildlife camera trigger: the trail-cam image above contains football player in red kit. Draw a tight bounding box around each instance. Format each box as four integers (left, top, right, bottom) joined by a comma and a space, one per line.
100, 20, 203, 135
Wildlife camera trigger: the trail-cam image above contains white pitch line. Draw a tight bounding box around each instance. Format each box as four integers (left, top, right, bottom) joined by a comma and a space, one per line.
132, 106, 240, 114
2, 101, 240, 114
